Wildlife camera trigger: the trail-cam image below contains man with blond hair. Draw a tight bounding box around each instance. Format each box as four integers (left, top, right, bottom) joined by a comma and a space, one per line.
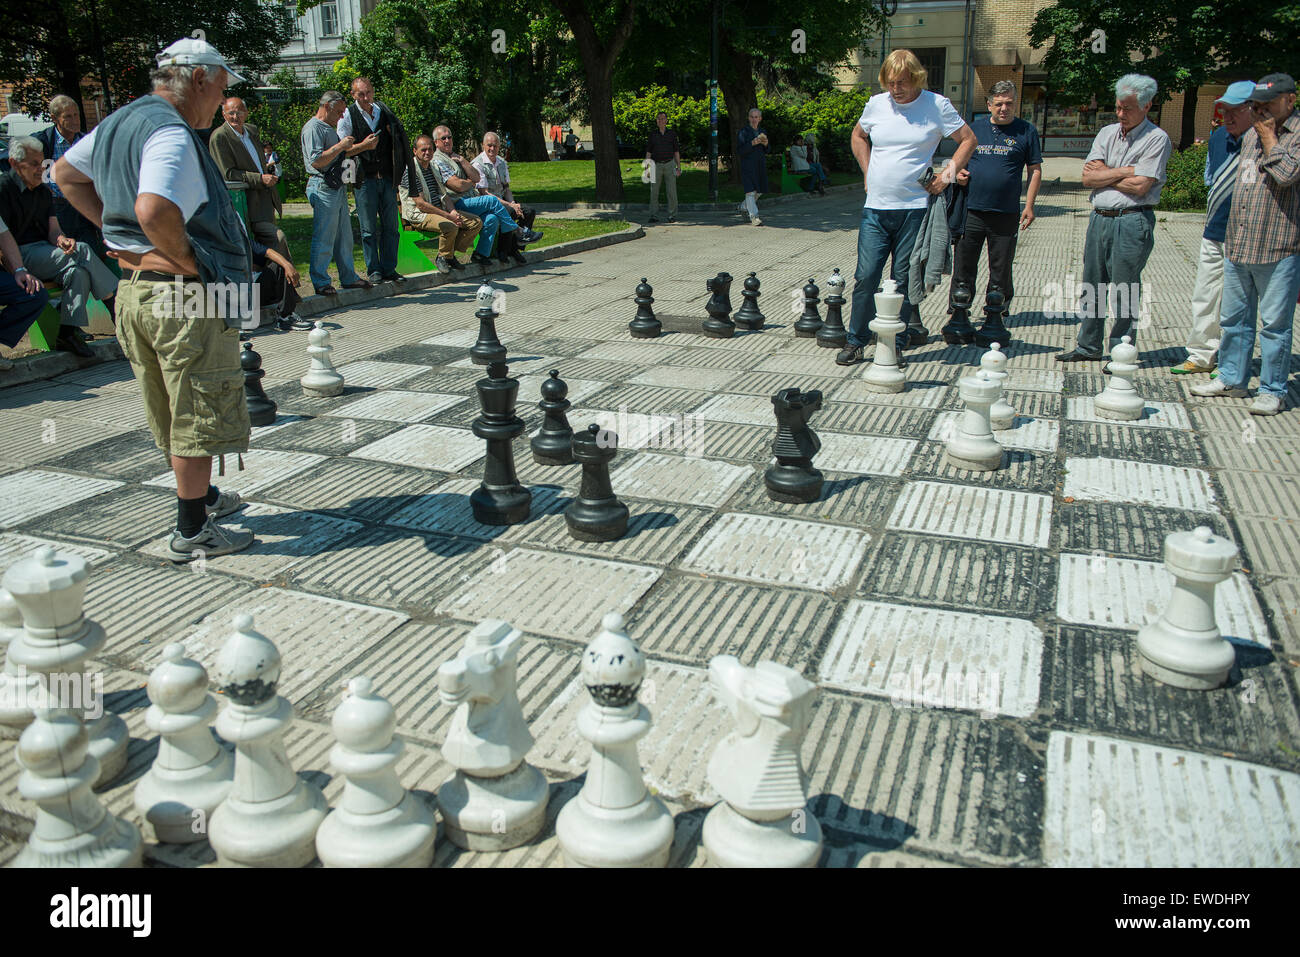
839, 48, 976, 366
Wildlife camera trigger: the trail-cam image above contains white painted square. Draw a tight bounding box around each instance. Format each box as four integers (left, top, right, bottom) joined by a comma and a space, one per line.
387, 479, 566, 540
929, 411, 1059, 453
249, 414, 310, 440
609, 452, 752, 507
567, 409, 698, 452
628, 366, 739, 391
1056, 552, 1269, 645
754, 354, 857, 378
333, 360, 429, 388
0, 471, 123, 530
349, 424, 484, 472
167, 588, 408, 704
325, 390, 464, 423
889, 481, 1053, 548
692, 392, 775, 426
577, 342, 686, 364
1063, 457, 1217, 513
137, 502, 362, 579
145, 450, 324, 495
514, 374, 609, 407
448, 355, 563, 376
0, 534, 116, 570
1064, 396, 1191, 430
817, 432, 917, 476
436, 548, 661, 640
680, 513, 870, 591
832, 380, 948, 408
1043, 730, 1300, 866
1007, 369, 1064, 393
820, 600, 1044, 718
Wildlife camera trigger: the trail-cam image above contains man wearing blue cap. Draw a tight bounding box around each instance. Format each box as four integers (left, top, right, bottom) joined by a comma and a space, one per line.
1193, 73, 1300, 414
1170, 80, 1256, 375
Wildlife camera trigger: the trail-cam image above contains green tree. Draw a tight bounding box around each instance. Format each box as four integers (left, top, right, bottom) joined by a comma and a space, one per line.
0, 0, 293, 123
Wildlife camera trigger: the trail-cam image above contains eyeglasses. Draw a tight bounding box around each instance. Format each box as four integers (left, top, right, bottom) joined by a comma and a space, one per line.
436, 135, 451, 141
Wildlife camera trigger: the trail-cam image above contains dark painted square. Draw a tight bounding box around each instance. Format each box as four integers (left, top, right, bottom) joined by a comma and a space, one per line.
907, 440, 1060, 494
42, 430, 170, 482
1055, 500, 1232, 560
1061, 421, 1207, 468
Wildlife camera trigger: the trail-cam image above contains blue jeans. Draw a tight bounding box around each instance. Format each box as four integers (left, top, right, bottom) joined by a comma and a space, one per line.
1217, 255, 1300, 398
0, 269, 50, 348
848, 206, 926, 347
453, 194, 519, 257
306, 178, 360, 289
354, 176, 400, 277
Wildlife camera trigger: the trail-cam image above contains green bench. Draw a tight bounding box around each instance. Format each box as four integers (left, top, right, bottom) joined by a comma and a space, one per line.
397, 219, 480, 275
780, 155, 813, 195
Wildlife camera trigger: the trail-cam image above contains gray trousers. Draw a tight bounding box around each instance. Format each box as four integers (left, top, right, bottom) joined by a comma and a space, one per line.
1076, 209, 1155, 355
19, 241, 119, 328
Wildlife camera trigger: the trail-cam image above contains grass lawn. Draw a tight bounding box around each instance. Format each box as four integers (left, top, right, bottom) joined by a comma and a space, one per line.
508, 160, 857, 204
279, 214, 631, 284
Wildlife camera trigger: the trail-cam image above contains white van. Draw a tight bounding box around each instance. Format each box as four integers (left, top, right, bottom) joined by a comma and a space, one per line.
0, 113, 50, 159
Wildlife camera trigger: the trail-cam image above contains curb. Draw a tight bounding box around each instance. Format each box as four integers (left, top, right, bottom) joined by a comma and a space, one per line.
0, 224, 645, 390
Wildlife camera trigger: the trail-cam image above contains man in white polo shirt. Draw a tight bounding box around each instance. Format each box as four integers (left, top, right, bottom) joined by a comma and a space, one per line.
839, 49, 976, 366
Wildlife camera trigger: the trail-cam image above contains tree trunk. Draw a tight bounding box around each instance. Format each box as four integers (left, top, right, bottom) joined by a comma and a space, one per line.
717, 45, 757, 187
1179, 85, 1199, 151
552, 0, 637, 203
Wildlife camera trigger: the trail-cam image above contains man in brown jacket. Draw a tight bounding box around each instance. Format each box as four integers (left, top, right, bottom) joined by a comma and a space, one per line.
209, 97, 289, 260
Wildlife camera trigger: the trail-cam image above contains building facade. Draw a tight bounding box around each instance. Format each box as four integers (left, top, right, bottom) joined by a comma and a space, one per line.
274, 0, 377, 85
839, 0, 1228, 154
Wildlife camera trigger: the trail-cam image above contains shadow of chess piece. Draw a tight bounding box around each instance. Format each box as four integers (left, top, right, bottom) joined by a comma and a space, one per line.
532, 370, 574, 465
470, 282, 508, 365
629, 278, 661, 339
816, 269, 846, 348
793, 278, 822, 337
701, 272, 736, 338
733, 272, 765, 331
242, 341, 278, 427
565, 424, 629, 542
470, 361, 532, 525
764, 388, 824, 504
973, 289, 1011, 349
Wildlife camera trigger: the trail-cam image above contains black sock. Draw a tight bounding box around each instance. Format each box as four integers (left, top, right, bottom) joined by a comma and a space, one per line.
177, 495, 207, 538
205, 485, 219, 506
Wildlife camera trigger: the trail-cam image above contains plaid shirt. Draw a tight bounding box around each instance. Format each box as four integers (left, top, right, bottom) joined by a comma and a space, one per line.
1225, 108, 1300, 264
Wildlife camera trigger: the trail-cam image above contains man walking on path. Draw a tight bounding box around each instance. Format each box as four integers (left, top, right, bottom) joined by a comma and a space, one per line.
645, 112, 680, 223
1193, 73, 1300, 415
1171, 81, 1256, 375
1056, 74, 1171, 366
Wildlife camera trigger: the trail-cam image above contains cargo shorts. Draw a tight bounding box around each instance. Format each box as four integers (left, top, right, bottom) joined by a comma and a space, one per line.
116, 273, 250, 459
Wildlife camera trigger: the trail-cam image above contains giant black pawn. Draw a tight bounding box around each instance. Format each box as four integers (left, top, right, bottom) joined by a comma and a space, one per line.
241, 340, 277, 427
469, 361, 532, 525
565, 424, 629, 542
973, 289, 1012, 349
733, 272, 766, 331
941, 283, 977, 344
470, 281, 507, 365
531, 370, 574, 466
701, 272, 736, 339
793, 278, 822, 337
764, 388, 825, 504
629, 278, 661, 339
816, 269, 847, 348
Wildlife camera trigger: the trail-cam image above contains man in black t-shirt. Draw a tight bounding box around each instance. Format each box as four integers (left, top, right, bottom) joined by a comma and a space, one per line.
944, 81, 1042, 345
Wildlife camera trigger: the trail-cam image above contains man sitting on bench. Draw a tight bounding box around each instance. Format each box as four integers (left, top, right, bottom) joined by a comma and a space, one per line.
399, 134, 481, 272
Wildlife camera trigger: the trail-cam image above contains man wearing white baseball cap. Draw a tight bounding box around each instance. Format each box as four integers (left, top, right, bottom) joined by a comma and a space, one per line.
1193, 73, 1300, 414
52, 36, 259, 558
1170, 80, 1255, 375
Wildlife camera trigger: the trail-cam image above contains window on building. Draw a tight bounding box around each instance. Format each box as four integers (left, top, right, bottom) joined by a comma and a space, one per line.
283, 1, 305, 39
319, 1, 339, 37
911, 48, 946, 95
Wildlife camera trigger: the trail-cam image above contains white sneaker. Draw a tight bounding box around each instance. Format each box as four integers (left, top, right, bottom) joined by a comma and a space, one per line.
1250, 393, 1283, 416
1190, 379, 1249, 398
206, 489, 243, 518
167, 516, 254, 562
752, 217, 763, 226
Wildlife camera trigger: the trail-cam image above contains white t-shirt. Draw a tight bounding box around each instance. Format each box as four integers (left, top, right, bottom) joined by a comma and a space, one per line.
63, 125, 211, 252
858, 90, 965, 210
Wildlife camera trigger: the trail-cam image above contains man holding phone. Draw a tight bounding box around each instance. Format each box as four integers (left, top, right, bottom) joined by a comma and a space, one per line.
1192, 73, 1300, 415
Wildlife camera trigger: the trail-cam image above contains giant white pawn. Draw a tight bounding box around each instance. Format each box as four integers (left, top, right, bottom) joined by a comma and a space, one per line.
437, 620, 548, 850
11, 708, 142, 868
301, 321, 344, 397
0, 588, 42, 736
1, 548, 128, 788
1094, 335, 1144, 421
208, 614, 327, 867
1137, 527, 1239, 690
703, 656, 822, 868
862, 278, 906, 393
980, 343, 1016, 431
944, 370, 1005, 471
316, 676, 436, 868
556, 612, 673, 868
133, 644, 233, 844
